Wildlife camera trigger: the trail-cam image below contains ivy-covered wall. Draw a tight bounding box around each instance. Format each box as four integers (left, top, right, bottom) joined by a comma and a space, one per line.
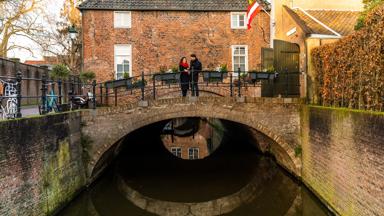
301, 106, 384, 215
0, 112, 87, 216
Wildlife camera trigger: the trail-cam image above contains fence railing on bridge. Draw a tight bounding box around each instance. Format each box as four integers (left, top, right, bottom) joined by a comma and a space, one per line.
0, 68, 300, 120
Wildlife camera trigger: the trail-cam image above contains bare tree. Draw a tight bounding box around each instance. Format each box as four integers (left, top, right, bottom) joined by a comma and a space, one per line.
37, 0, 82, 74
0, 0, 43, 57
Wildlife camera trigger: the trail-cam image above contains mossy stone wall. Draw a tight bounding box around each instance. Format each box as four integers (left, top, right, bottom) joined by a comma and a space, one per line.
0, 112, 87, 216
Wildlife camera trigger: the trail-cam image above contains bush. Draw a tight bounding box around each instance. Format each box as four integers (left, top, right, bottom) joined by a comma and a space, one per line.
80, 71, 96, 83
50, 64, 70, 79
219, 64, 228, 73
311, 4, 384, 111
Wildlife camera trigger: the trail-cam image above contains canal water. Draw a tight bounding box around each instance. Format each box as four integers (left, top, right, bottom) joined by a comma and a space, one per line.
58, 119, 332, 216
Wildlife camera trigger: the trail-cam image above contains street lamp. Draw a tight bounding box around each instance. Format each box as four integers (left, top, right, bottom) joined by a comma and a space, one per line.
68, 25, 78, 40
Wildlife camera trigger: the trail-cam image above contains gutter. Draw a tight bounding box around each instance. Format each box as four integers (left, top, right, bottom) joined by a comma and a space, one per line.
308, 34, 342, 39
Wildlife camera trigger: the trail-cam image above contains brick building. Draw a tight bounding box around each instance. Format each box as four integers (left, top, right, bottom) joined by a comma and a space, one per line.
271, 0, 363, 100
78, 0, 270, 82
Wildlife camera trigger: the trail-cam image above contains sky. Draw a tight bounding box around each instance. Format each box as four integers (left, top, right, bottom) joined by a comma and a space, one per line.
7, 0, 65, 62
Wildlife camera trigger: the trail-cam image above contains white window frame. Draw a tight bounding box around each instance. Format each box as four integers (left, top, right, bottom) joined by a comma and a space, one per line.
231, 45, 249, 73
114, 11, 132, 28
114, 44, 132, 79
231, 12, 247, 29
171, 147, 182, 158
188, 147, 199, 160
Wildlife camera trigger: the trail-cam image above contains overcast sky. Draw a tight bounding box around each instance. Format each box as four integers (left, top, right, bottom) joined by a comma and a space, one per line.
7, 0, 64, 62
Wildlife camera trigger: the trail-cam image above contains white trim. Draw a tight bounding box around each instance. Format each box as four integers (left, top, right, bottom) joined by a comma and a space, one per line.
114, 11, 132, 28
171, 147, 182, 158
231, 12, 247, 29
292, 7, 341, 37
309, 34, 342, 39
114, 44, 132, 79
231, 45, 249, 73
188, 147, 199, 160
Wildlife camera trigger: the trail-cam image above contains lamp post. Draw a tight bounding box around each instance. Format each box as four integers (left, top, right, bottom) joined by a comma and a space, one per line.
68, 25, 78, 74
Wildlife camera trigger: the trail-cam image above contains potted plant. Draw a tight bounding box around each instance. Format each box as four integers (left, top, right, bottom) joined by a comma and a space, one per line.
203, 64, 228, 83
105, 71, 133, 89
249, 66, 275, 81
155, 66, 180, 84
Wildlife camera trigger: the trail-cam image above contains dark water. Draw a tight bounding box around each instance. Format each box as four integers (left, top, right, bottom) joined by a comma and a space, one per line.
58, 120, 332, 216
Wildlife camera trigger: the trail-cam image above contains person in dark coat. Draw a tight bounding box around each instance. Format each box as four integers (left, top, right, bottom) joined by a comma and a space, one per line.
190, 54, 202, 97
179, 57, 190, 97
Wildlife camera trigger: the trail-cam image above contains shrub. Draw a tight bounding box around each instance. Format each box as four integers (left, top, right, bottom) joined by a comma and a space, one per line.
311, 4, 384, 111
50, 64, 70, 79
80, 71, 96, 83
219, 64, 228, 73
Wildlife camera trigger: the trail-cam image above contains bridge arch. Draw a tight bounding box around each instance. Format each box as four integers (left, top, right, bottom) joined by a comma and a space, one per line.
82, 97, 302, 181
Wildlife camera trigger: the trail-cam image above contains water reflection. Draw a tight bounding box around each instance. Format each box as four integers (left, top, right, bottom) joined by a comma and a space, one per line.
58, 120, 332, 216
162, 118, 224, 160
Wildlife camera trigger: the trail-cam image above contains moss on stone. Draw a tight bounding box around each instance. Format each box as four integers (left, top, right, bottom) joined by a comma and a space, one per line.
307, 105, 384, 116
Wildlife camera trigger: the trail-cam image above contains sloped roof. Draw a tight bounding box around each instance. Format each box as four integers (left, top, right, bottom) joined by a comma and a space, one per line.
285, 6, 360, 36
78, 0, 249, 11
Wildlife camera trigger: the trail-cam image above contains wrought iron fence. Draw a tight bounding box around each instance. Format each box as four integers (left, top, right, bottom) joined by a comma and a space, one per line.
0, 68, 301, 120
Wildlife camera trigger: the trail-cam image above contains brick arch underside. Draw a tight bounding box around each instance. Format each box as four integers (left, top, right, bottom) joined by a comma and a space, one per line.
84, 100, 301, 181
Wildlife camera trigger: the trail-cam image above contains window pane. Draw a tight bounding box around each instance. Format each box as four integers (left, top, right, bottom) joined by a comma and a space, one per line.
234, 48, 240, 55
240, 56, 246, 64
240, 64, 246, 72
239, 48, 246, 55
232, 15, 238, 28
116, 73, 124, 80
117, 64, 123, 72
239, 15, 245, 27
234, 56, 240, 64
123, 64, 130, 73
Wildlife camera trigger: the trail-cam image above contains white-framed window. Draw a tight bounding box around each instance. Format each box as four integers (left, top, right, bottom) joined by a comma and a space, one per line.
171, 147, 182, 158
114, 44, 132, 79
232, 45, 248, 73
114, 11, 132, 28
188, 147, 199, 160
231, 12, 247, 29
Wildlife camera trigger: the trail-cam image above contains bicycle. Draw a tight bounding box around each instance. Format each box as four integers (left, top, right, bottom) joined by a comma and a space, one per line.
38, 83, 59, 115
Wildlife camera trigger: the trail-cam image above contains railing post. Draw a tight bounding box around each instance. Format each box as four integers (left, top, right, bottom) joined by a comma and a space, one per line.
16, 70, 22, 118
141, 71, 145, 101
238, 68, 241, 97
153, 75, 156, 100
58, 79, 62, 105
285, 68, 289, 98
41, 72, 48, 115
99, 84, 103, 105
114, 88, 117, 106
230, 73, 233, 97
92, 80, 96, 109
105, 86, 109, 106
191, 67, 196, 97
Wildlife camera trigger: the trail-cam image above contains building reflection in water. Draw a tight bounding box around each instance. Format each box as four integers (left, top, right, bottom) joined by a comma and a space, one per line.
161, 118, 225, 160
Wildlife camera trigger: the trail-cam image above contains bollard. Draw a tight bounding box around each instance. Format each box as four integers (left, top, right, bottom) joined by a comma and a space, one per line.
16, 71, 22, 118
238, 68, 241, 97
92, 80, 96, 109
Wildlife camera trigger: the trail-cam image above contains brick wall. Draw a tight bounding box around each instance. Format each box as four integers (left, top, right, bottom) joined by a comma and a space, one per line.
0, 113, 87, 216
82, 10, 270, 82
301, 106, 384, 215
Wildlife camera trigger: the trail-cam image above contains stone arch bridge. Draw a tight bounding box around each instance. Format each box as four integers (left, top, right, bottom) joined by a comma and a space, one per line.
82, 96, 304, 182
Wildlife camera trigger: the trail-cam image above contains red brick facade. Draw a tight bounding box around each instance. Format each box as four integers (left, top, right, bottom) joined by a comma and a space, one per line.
82, 10, 270, 82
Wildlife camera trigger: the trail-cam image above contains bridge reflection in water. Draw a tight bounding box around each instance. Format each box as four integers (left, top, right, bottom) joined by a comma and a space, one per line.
59, 119, 331, 216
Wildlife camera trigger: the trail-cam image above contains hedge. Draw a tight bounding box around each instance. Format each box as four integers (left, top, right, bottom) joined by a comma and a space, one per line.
311, 4, 384, 111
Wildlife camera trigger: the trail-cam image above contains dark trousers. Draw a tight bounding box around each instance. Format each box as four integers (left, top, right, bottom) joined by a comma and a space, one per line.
191, 82, 199, 97
182, 89, 188, 97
